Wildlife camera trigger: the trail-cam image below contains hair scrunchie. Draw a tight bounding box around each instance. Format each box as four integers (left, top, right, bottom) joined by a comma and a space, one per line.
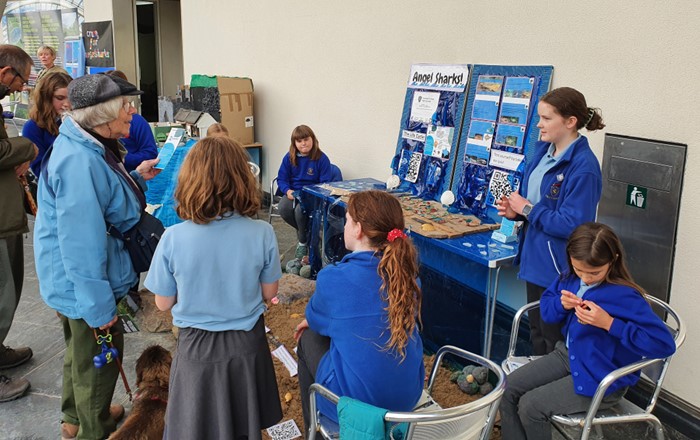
387, 228, 407, 242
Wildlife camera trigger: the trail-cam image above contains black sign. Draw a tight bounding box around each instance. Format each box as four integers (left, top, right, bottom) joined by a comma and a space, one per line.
82, 21, 114, 68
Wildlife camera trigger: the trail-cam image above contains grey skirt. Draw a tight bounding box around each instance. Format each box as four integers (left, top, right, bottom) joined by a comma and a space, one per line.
164, 316, 282, 440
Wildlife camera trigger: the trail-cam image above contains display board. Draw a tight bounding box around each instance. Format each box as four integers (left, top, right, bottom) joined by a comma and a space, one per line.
391, 64, 470, 201
451, 65, 553, 220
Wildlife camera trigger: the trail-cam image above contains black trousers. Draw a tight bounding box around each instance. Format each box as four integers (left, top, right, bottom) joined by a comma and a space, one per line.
297, 329, 331, 435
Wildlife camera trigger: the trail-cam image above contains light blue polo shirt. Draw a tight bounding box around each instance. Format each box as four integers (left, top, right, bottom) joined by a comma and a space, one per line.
145, 213, 282, 332
526, 136, 579, 204
566, 279, 599, 348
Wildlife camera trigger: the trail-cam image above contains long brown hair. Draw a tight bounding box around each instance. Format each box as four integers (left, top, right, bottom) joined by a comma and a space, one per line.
29, 71, 72, 135
566, 222, 647, 297
288, 124, 321, 167
175, 136, 260, 224
347, 190, 421, 360
541, 87, 605, 131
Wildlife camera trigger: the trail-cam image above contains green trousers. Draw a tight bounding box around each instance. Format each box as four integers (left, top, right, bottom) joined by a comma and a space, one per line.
0, 235, 23, 347
60, 316, 124, 439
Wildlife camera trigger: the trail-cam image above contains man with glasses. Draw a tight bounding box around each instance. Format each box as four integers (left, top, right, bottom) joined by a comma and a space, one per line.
0, 44, 37, 403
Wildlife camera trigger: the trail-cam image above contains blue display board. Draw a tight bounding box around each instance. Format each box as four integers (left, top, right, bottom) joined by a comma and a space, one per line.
451, 65, 553, 220
391, 64, 470, 201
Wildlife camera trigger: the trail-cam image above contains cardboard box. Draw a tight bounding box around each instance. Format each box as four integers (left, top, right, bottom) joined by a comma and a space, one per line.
217, 77, 254, 145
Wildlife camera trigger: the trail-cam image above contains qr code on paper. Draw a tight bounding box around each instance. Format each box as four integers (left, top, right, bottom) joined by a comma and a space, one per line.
487, 169, 517, 207
267, 419, 302, 440
405, 151, 423, 183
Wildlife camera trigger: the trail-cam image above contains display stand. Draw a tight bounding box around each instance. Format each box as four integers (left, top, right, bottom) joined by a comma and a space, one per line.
452, 65, 553, 220
303, 64, 554, 359
391, 64, 470, 201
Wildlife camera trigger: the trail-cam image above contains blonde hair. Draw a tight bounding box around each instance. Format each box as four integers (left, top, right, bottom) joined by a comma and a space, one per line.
65, 96, 122, 130
37, 45, 57, 57
206, 122, 229, 137
175, 136, 260, 224
288, 124, 321, 167
347, 190, 421, 360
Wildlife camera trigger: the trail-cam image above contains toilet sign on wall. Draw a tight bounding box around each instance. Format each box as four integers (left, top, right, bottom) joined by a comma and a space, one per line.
626, 184, 647, 209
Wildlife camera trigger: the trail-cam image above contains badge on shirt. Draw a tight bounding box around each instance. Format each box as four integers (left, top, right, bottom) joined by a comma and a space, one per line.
546, 182, 562, 200
306, 168, 315, 176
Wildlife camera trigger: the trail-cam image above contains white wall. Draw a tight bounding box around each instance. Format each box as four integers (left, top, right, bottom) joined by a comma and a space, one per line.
180, 0, 699, 405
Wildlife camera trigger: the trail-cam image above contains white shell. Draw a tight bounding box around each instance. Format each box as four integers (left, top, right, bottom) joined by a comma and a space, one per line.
386, 175, 401, 190
440, 190, 455, 205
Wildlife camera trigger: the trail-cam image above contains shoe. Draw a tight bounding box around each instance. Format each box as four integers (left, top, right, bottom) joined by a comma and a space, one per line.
0, 375, 30, 402
0, 345, 33, 369
60, 404, 125, 439
294, 243, 308, 259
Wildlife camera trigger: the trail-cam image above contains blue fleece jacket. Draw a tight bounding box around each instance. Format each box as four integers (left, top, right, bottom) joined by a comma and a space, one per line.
306, 251, 425, 423
276, 152, 332, 194
22, 118, 58, 177
541, 275, 676, 396
34, 116, 142, 328
121, 113, 157, 172
516, 137, 602, 287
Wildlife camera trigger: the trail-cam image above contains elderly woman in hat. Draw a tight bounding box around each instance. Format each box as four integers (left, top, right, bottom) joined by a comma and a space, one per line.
34, 74, 160, 439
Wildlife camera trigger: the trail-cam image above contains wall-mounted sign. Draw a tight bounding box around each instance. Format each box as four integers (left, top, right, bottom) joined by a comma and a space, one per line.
626, 184, 647, 209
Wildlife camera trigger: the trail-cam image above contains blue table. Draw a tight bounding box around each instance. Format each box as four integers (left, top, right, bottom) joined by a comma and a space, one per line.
303, 178, 518, 358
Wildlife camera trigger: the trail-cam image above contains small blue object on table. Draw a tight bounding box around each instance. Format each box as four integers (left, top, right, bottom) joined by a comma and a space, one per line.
302, 178, 518, 358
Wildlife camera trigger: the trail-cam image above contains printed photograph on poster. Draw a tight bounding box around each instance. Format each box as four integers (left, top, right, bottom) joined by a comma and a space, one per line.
489, 149, 524, 172
494, 124, 526, 149
405, 151, 423, 183
465, 120, 495, 166
499, 77, 534, 126
424, 125, 454, 159
487, 169, 520, 207
472, 75, 504, 122
409, 91, 440, 124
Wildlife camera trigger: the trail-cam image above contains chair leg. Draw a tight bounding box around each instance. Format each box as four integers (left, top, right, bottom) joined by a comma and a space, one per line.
649, 418, 665, 440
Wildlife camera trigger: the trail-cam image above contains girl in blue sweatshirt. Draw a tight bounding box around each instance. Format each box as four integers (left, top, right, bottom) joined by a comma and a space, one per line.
500, 222, 676, 440
22, 71, 72, 176
276, 125, 333, 260
497, 87, 605, 355
294, 190, 424, 432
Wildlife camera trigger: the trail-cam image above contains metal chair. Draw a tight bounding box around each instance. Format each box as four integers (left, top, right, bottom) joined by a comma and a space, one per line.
502, 296, 685, 440
268, 177, 281, 223
308, 345, 506, 440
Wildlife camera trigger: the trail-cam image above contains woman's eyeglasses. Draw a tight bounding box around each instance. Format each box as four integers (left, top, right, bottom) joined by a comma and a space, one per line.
122, 101, 135, 112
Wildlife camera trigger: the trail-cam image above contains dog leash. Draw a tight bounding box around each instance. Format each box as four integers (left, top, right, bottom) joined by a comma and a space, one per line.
93, 328, 133, 401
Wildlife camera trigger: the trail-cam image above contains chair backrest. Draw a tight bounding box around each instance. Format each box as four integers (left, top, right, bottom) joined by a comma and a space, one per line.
330, 164, 342, 182
309, 345, 506, 440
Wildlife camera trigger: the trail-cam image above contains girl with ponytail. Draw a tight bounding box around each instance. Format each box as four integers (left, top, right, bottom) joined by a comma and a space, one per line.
498, 86, 605, 356
295, 190, 424, 431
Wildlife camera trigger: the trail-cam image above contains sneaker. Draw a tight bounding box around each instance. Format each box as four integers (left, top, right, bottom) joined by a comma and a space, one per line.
0, 375, 30, 402
294, 243, 308, 259
60, 404, 125, 439
0, 345, 33, 369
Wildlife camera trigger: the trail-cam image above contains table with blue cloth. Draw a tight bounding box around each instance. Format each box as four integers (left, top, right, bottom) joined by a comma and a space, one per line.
302, 178, 517, 359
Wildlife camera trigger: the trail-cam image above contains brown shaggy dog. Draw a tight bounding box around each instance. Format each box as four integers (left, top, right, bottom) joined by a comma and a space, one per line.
109, 345, 172, 440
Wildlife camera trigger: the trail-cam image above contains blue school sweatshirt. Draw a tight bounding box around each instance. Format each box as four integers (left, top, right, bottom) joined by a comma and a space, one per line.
306, 251, 425, 422
121, 113, 158, 172
276, 152, 333, 194
22, 119, 58, 177
541, 275, 676, 396
515, 137, 602, 288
